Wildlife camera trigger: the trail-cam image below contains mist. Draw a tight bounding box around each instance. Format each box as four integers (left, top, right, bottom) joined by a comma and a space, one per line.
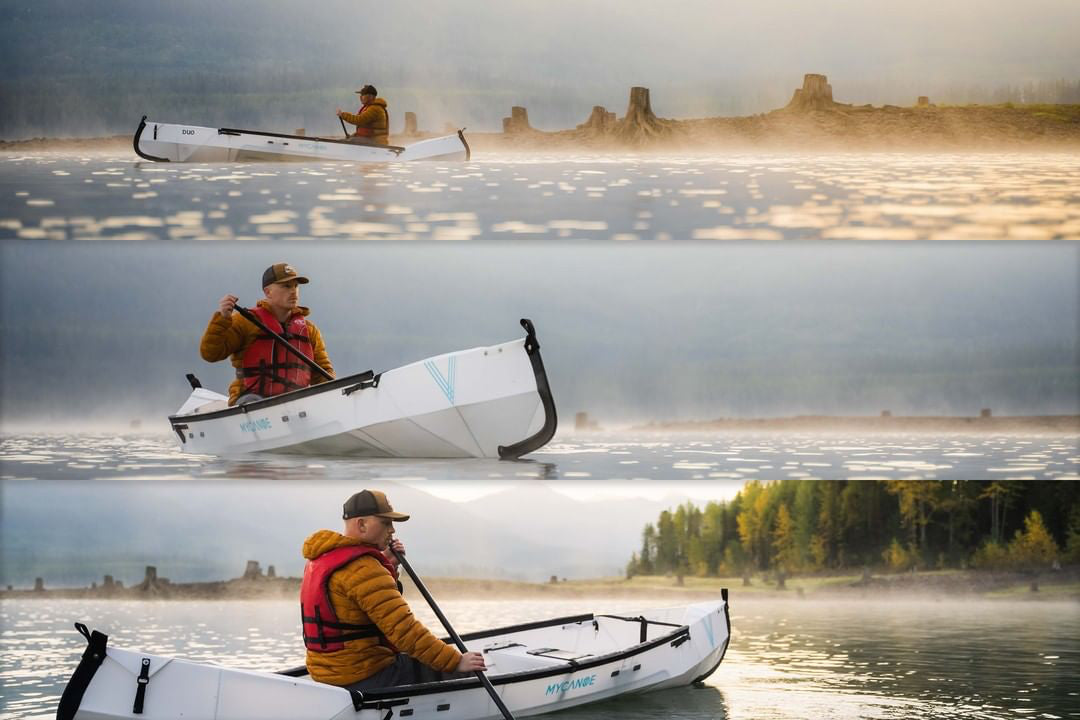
3, 0, 1079, 138
1, 241, 1077, 428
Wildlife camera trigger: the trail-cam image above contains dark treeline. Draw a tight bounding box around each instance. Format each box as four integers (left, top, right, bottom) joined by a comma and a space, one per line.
628, 481, 1080, 578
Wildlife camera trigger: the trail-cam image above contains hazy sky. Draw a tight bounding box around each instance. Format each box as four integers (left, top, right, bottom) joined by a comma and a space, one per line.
3, 0, 1078, 136
2, 241, 1077, 425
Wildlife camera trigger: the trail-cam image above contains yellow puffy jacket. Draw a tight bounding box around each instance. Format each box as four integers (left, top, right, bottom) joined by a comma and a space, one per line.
301, 530, 462, 686
340, 98, 390, 145
198, 300, 334, 405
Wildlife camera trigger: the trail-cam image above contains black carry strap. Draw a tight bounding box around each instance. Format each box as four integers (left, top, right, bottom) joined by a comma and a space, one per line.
132, 657, 151, 714
56, 623, 109, 720
350, 690, 409, 719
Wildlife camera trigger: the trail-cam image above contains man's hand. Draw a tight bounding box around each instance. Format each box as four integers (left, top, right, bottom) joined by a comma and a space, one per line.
387, 538, 405, 567
456, 651, 486, 673
336, 108, 344, 118
218, 294, 238, 318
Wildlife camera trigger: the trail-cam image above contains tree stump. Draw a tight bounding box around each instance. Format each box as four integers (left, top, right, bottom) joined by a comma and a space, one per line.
615, 87, 669, 143
243, 560, 263, 580
786, 73, 836, 111
267, 565, 276, 579
917, 96, 930, 107
578, 105, 616, 132
293, 128, 305, 136
34, 577, 44, 592
403, 112, 418, 136
502, 106, 533, 134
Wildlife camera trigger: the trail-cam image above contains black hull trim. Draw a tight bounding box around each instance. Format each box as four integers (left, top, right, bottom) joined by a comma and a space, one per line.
691, 588, 731, 684
56, 623, 109, 720
360, 620, 693, 702
133, 116, 170, 162
498, 318, 558, 460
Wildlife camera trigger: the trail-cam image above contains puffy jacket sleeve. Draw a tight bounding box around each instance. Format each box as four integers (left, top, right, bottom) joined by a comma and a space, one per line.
307, 322, 335, 385
200, 312, 250, 362
347, 557, 462, 672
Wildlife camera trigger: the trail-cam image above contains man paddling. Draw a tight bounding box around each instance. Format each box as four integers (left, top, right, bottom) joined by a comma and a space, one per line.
301, 490, 487, 690
336, 84, 390, 145
200, 262, 334, 406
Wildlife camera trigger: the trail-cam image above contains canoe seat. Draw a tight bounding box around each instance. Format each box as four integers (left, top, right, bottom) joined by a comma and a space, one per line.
482, 643, 591, 674
195, 399, 229, 414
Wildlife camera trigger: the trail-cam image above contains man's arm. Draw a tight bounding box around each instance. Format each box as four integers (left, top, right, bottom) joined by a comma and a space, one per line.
307, 323, 335, 385
199, 295, 251, 362
347, 559, 462, 672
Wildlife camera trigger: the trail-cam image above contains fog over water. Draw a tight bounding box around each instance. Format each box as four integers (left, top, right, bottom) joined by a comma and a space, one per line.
1, 241, 1077, 426
3, 0, 1079, 138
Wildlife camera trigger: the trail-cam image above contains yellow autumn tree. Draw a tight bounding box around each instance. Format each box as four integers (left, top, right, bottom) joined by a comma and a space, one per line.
1007, 510, 1059, 569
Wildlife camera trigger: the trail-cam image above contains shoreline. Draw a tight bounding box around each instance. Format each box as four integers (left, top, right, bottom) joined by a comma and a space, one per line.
630, 414, 1080, 435
5, 568, 1077, 602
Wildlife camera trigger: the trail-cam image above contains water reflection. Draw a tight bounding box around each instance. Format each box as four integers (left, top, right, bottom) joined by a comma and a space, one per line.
1, 432, 1076, 481
2, 598, 1077, 720
3, 153, 1078, 241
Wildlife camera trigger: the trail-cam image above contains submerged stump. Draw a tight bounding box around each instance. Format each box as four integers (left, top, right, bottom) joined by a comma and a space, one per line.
785, 73, 837, 111
615, 87, 670, 144
503, 106, 533, 134
403, 112, 418, 136
578, 105, 616, 132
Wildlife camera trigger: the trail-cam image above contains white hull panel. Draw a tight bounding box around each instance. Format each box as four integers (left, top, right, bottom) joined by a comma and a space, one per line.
59, 600, 731, 720
134, 117, 470, 163
169, 321, 556, 460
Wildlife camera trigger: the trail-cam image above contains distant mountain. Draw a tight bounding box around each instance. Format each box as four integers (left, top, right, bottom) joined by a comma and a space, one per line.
0, 479, 690, 587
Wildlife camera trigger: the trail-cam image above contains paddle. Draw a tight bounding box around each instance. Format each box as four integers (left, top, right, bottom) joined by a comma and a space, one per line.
233, 305, 334, 382
340, 117, 350, 138
389, 546, 516, 720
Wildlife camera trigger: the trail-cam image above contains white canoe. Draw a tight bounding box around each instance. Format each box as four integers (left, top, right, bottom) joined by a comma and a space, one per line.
134, 116, 470, 163
57, 596, 731, 720
168, 319, 556, 459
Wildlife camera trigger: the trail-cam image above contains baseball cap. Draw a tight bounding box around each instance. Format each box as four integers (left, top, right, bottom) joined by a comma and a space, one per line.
262, 263, 309, 288
343, 490, 410, 521
356, 85, 378, 96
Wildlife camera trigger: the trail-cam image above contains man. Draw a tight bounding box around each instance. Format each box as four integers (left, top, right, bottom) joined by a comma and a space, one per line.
301, 490, 487, 690
336, 84, 390, 145
199, 263, 334, 406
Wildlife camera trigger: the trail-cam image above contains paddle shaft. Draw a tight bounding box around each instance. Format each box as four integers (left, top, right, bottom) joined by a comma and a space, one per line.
389, 547, 516, 720
339, 117, 350, 138
233, 305, 333, 382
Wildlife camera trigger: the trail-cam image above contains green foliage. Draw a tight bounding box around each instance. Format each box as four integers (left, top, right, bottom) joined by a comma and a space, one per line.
627, 481, 1078, 579
1007, 511, 1058, 569
882, 538, 918, 572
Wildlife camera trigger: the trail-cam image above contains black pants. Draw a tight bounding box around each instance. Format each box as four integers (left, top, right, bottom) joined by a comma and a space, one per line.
347, 654, 468, 691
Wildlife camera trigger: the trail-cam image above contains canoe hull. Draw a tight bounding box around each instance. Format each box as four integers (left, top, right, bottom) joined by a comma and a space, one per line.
59, 599, 730, 720
168, 320, 556, 460
134, 116, 470, 163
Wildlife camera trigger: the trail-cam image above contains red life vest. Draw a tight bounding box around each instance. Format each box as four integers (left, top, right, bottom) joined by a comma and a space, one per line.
239, 306, 314, 397
353, 102, 389, 138
300, 545, 399, 653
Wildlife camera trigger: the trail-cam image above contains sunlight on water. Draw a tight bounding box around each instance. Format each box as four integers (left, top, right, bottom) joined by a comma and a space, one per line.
2, 153, 1078, 241
1, 598, 1076, 719
1, 432, 1076, 482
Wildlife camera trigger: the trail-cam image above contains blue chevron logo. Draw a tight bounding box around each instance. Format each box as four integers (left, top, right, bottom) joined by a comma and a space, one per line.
423, 356, 456, 404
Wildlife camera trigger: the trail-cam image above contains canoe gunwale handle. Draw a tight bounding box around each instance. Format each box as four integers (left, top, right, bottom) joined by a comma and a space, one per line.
498, 317, 557, 461
350, 691, 409, 715
56, 623, 109, 720
133, 115, 170, 162
342, 371, 380, 396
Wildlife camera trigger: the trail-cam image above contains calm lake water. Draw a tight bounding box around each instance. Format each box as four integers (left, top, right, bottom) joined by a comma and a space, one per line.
2, 152, 1079, 241
1, 597, 1077, 719
2, 431, 1077, 483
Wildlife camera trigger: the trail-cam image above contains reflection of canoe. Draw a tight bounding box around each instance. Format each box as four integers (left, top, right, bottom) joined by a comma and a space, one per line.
57, 597, 730, 720
134, 116, 470, 163
167, 319, 556, 460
